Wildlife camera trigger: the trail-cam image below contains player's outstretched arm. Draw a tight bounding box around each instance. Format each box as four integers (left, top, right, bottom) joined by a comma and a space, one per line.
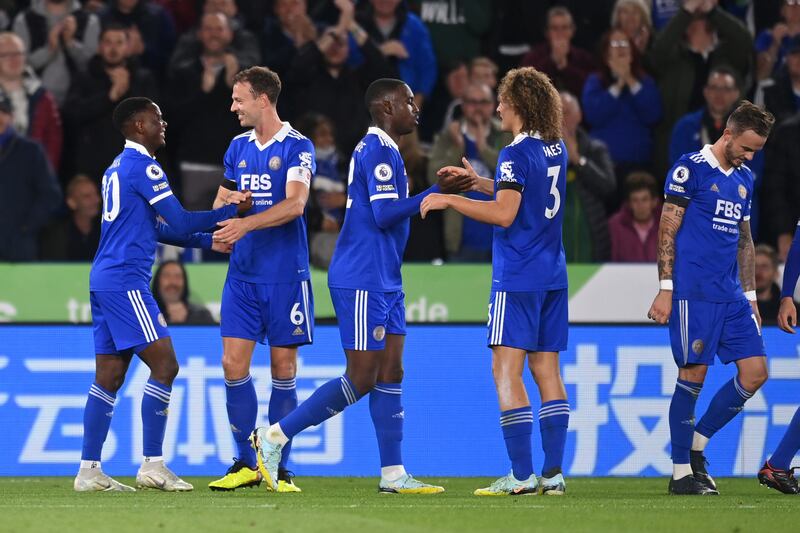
213, 181, 308, 244
647, 201, 685, 324
779, 225, 800, 333
737, 219, 761, 327
421, 189, 521, 227
152, 192, 250, 235
155, 219, 232, 254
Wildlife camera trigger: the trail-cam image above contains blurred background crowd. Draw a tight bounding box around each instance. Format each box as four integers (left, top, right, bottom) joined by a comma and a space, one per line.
0, 0, 798, 318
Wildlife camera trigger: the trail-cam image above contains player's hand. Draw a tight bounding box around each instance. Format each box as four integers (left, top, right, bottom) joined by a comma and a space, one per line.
62, 15, 77, 45
211, 240, 233, 254
235, 190, 253, 215
437, 157, 480, 193
420, 193, 450, 219
647, 290, 672, 324
223, 190, 248, 205
213, 217, 253, 244
778, 297, 797, 334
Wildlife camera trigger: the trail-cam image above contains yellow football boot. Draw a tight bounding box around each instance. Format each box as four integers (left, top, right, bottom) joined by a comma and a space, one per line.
208, 459, 261, 491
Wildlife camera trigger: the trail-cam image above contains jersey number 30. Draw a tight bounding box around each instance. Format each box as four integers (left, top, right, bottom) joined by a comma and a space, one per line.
544, 166, 561, 219
101, 172, 120, 222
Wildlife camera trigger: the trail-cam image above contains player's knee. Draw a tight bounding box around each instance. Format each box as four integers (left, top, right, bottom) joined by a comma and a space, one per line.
152, 358, 179, 386
222, 352, 248, 379
741, 366, 768, 391
378, 364, 403, 383
347, 370, 377, 397
96, 371, 126, 393
271, 359, 297, 380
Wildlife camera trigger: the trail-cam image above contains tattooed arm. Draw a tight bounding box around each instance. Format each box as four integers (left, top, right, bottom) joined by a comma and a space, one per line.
648, 200, 686, 324
738, 219, 761, 327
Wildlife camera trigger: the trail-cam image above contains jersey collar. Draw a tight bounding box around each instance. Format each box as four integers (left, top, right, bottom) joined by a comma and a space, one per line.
367, 126, 399, 150
124, 139, 155, 159
511, 131, 542, 143
248, 121, 292, 151
700, 144, 734, 177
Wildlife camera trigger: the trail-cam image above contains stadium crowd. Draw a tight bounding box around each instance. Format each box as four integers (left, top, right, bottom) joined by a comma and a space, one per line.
1, 0, 799, 275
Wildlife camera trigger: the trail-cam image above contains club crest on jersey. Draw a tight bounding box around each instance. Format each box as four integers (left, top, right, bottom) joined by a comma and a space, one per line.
157, 313, 167, 327
672, 165, 689, 184
738, 185, 747, 199
692, 339, 704, 355
373, 325, 386, 341
269, 156, 282, 171
146, 164, 163, 180
238, 159, 247, 168
299, 151, 313, 169
499, 161, 515, 181
374, 163, 393, 182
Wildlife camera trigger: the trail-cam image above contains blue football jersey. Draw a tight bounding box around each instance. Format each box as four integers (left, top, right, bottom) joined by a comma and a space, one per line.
492, 133, 568, 292
665, 145, 753, 302
223, 122, 315, 284
328, 127, 409, 292
90, 141, 187, 291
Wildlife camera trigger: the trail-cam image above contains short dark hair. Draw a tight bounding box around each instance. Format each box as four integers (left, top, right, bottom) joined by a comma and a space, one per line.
112, 97, 154, 133
232, 66, 281, 104
707, 64, 741, 89
624, 170, 659, 199
755, 243, 778, 270
364, 78, 407, 110
727, 100, 775, 138
100, 22, 129, 40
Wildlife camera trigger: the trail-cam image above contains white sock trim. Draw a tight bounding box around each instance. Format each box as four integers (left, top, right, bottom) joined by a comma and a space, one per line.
691, 432, 709, 452
80, 460, 101, 470
267, 424, 290, 446
673, 463, 693, 480
143, 456, 164, 463
381, 465, 406, 481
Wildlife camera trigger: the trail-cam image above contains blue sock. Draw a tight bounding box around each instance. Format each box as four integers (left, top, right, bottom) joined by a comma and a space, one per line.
142, 378, 171, 458
696, 377, 753, 440
81, 383, 116, 461
669, 379, 702, 464
269, 378, 297, 470
770, 406, 800, 470
539, 399, 570, 477
500, 406, 534, 481
279, 375, 361, 439
370, 382, 403, 468
226, 374, 258, 468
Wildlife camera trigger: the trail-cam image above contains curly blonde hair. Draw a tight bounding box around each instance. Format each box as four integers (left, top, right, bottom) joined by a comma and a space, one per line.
498, 67, 563, 141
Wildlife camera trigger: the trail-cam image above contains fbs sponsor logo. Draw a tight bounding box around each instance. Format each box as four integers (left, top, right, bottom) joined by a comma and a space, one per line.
292, 326, 305, 336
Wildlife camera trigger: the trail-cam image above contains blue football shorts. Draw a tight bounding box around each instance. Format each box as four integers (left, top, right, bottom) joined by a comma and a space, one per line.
91, 289, 170, 354
487, 288, 569, 352
329, 288, 406, 351
220, 277, 314, 346
669, 297, 765, 367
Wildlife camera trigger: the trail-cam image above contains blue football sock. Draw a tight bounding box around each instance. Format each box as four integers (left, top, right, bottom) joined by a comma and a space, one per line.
81, 383, 116, 461
500, 406, 534, 481
269, 377, 297, 470
370, 382, 403, 468
669, 379, 702, 464
279, 375, 361, 439
226, 374, 258, 468
539, 399, 570, 477
770, 406, 800, 470
695, 377, 753, 440
142, 378, 171, 458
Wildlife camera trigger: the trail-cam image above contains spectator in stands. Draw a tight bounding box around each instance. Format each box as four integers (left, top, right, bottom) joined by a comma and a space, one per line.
582, 29, 661, 184
763, 35, 800, 122
100, 0, 176, 79
40, 173, 100, 260
261, 0, 318, 79
418, 0, 490, 67
611, 0, 652, 55
520, 6, 595, 98
152, 260, 216, 324
762, 112, 800, 260
169, 0, 260, 73
648, 0, 753, 177
0, 31, 62, 172
354, 0, 437, 109
64, 24, 158, 185
608, 171, 662, 262
401, 127, 444, 262
285, 0, 394, 156
296, 112, 347, 269
428, 82, 511, 262
755, 0, 800, 82
166, 11, 244, 210
468, 56, 498, 89
561, 91, 616, 262
669, 66, 741, 164
0, 89, 62, 261
12, 0, 100, 105
755, 243, 782, 324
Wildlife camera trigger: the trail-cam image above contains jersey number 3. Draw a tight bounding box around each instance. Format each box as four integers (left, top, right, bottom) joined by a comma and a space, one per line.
101, 172, 120, 222
544, 165, 561, 219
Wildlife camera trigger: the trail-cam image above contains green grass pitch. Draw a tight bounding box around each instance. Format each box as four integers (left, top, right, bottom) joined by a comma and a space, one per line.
1, 477, 796, 532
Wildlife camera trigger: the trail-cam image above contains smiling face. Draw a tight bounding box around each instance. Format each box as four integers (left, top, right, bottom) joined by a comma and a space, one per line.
158, 262, 186, 305
230, 81, 267, 128
137, 102, 167, 151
